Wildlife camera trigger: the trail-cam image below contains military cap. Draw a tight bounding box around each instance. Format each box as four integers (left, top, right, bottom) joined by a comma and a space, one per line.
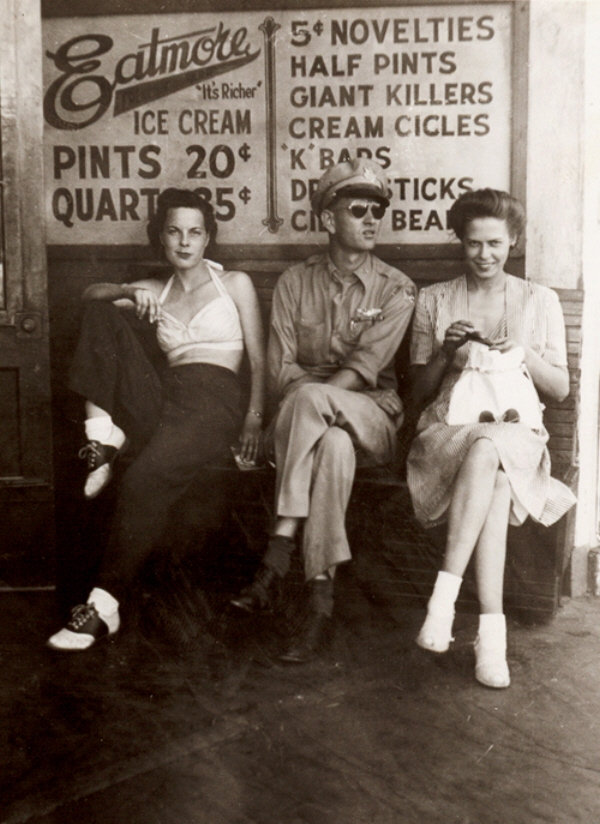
311, 158, 391, 217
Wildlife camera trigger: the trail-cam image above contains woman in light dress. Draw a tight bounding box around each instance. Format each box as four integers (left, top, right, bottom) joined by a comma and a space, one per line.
407, 189, 576, 688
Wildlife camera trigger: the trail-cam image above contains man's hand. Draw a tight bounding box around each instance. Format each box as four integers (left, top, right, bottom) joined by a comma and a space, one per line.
364, 388, 404, 420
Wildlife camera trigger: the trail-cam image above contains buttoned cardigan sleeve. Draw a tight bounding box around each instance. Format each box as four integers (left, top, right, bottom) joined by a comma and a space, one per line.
342, 276, 417, 388
539, 286, 568, 367
410, 286, 437, 366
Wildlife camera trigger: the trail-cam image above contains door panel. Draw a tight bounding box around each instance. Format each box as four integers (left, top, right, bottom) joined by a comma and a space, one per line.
0, 0, 54, 587
0, 368, 20, 477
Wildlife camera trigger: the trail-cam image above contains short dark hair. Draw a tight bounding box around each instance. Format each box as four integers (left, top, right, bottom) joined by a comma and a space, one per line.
147, 188, 218, 254
448, 188, 526, 243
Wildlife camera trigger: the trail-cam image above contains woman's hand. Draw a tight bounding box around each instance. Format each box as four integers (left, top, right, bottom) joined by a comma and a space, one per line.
124, 286, 161, 323
441, 320, 476, 355
237, 413, 263, 465
410, 321, 477, 410
489, 336, 520, 353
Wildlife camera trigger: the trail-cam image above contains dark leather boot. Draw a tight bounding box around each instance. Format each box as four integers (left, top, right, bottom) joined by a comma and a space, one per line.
230, 564, 280, 613
280, 612, 332, 664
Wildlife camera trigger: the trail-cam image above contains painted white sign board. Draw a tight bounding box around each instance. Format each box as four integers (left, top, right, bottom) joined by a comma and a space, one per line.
43, 5, 512, 245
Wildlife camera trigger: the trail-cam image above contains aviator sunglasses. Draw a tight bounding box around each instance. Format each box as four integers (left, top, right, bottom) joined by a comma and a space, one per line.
337, 200, 387, 220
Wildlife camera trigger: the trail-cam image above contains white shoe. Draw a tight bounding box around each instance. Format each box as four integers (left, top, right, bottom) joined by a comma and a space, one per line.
416, 608, 455, 653
84, 462, 114, 499
474, 614, 511, 689
47, 603, 120, 651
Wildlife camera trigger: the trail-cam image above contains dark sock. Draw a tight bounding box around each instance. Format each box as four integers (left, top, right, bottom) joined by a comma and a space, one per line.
263, 534, 296, 578
311, 577, 334, 617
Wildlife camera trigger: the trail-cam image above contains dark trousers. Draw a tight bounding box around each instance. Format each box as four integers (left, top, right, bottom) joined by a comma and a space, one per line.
69, 302, 243, 601
69, 301, 167, 449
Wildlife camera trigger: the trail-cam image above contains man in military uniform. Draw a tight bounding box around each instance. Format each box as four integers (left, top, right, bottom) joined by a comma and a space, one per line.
232, 158, 416, 662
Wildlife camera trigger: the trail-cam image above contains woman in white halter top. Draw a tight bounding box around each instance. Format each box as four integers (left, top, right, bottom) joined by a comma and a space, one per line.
48, 189, 265, 651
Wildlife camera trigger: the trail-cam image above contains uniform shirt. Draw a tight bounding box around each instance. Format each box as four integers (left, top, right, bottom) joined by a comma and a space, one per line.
268, 252, 416, 400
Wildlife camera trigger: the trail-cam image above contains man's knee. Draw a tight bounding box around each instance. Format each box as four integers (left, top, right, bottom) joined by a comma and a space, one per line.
274, 383, 332, 438
318, 425, 353, 453
315, 427, 355, 473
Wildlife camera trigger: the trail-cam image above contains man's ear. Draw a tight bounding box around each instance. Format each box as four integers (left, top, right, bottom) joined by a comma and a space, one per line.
320, 209, 336, 235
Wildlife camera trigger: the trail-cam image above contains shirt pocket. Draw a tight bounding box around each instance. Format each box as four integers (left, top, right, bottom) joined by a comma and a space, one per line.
339, 318, 362, 347
296, 319, 326, 364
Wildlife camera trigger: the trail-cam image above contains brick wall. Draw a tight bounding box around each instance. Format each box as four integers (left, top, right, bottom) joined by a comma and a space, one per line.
546, 289, 582, 485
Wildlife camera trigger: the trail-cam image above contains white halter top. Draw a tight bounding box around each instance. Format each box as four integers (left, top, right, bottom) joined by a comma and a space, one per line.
156, 261, 243, 366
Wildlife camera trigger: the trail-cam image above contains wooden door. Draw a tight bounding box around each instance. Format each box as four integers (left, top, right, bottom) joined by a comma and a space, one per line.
0, 0, 54, 588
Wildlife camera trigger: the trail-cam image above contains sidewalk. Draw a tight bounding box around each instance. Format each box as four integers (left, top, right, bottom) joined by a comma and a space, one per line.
1, 584, 599, 824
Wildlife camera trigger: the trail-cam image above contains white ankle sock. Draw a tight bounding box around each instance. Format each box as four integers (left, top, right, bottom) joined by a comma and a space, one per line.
428, 570, 462, 614
477, 613, 507, 644
475, 613, 510, 689
85, 416, 126, 450
88, 587, 119, 616
85, 415, 112, 443
416, 571, 463, 653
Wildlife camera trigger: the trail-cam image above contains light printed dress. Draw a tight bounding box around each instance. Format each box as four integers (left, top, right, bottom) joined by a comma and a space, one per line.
407, 274, 577, 528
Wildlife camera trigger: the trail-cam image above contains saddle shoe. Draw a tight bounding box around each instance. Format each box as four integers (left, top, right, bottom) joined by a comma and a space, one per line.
47, 603, 120, 651
79, 439, 126, 499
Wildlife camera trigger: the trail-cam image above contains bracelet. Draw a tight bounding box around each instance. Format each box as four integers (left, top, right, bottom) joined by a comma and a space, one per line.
247, 409, 263, 418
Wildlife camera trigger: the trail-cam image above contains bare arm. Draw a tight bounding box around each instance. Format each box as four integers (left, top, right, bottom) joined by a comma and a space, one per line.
228, 271, 266, 463
82, 278, 163, 322
492, 338, 569, 401
409, 320, 474, 409
526, 351, 570, 401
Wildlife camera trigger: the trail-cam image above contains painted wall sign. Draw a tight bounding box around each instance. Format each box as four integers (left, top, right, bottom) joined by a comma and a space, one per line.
42, 5, 513, 246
